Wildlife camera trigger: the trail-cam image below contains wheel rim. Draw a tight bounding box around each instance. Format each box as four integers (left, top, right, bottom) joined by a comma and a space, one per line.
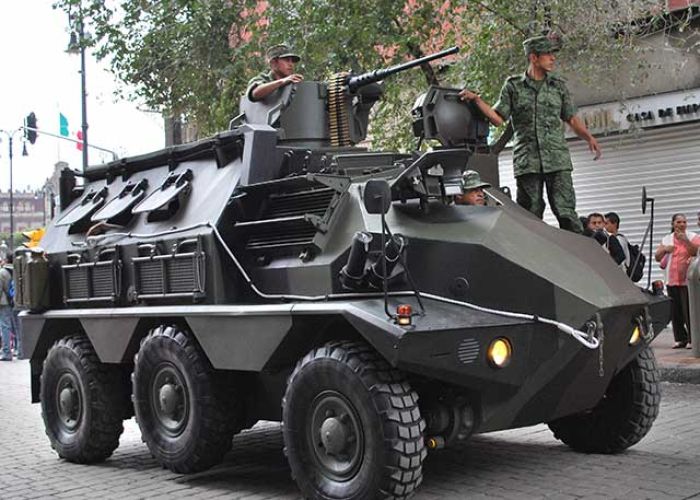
307, 390, 364, 482
150, 364, 189, 437
55, 372, 82, 432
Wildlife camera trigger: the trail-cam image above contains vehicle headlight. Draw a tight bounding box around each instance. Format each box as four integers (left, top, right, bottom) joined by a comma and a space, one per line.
487, 338, 512, 368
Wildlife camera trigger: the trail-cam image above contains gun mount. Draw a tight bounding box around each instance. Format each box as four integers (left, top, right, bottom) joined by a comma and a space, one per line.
238, 46, 459, 148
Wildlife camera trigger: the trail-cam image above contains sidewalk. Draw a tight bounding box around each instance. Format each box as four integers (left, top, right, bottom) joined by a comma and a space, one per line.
653, 327, 700, 384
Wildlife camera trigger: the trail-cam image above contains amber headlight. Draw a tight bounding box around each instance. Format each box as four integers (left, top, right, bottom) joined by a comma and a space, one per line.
487, 338, 512, 368
629, 325, 642, 345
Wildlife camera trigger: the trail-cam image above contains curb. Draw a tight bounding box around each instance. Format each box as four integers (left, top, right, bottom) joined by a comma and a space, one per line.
658, 366, 700, 385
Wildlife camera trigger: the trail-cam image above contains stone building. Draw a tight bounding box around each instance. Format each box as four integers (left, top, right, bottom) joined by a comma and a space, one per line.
0, 189, 48, 234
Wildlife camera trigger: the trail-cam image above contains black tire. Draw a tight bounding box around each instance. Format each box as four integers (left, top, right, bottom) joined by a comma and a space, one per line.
132, 325, 241, 473
548, 346, 661, 453
283, 340, 426, 500
40, 335, 127, 463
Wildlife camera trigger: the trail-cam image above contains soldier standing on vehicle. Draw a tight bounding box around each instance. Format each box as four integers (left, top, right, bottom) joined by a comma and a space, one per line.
246, 44, 303, 102
459, 33, 601, 233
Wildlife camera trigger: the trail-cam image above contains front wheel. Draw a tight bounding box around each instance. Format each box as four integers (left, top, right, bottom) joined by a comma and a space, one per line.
548, 346, 661, 453
283, 340, 426, 500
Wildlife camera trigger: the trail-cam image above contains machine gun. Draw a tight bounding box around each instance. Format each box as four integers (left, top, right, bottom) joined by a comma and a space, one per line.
345, 46, 458, 92
237, 46, 459, 148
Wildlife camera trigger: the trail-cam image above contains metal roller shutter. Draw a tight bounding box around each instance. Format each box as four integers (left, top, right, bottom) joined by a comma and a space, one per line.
498, 120, 700, 285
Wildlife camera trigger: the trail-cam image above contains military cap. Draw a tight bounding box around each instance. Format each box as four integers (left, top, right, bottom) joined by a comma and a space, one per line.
523, 33, 562, 55
460, 170, 491, 192
266, 43, 301, 62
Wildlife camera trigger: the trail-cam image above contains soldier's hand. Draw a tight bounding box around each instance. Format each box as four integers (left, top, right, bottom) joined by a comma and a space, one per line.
589, 137, 602, 160
459, 89, 479, 102
284, 74, 304, 85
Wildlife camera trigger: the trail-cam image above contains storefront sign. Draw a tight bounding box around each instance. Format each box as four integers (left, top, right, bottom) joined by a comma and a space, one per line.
570, 88, 700, 137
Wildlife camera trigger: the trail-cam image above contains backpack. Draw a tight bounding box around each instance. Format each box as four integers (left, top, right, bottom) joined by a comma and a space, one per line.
2, 266, 13, 307
626, 243, 645, 283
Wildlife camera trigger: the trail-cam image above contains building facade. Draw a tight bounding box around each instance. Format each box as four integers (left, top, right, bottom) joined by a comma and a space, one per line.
0, 189, 49, 234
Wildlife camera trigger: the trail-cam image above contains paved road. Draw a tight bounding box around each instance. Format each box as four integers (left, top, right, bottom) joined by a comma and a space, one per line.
1, 359, 700, 500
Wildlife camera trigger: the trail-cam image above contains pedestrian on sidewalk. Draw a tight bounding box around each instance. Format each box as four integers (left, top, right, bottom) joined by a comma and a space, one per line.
0, 257, 14, 360
656, 213, 700, 349
587, 212, 625, 266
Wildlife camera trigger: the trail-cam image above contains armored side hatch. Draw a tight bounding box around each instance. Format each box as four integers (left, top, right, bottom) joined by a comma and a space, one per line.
91, 178, 149, 226
132, 169, 193, 222
55, 186, 109, 234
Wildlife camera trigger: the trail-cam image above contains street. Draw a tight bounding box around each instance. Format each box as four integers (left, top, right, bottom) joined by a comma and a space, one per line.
1, 359, 699, 499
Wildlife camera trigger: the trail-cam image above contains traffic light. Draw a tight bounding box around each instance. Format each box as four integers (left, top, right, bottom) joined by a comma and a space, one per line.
24, 112, 38, 144
76, 130, 83, 151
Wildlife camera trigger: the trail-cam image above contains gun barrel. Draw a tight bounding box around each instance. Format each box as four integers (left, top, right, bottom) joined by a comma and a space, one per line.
347, 46, 459, 92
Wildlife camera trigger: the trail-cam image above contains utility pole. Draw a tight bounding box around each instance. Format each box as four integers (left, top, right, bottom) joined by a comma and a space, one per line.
67, 6, 88, 171
0, 128, 20, 252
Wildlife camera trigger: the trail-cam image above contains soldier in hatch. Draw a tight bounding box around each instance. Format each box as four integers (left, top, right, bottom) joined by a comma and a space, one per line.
246, 44, 304, 102
459, 33, 601, 234
455, 170, 490, 206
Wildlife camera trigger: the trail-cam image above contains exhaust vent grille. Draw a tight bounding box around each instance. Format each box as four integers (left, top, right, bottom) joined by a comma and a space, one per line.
62, 259, 121, 304
457, 338, 480, 365
234, 175, 349, 258
133, 246, 206, 301
265, 188, 334, 219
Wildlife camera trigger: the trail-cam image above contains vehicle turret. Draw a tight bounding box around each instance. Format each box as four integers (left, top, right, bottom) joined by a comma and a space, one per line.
236, 47, 464, 147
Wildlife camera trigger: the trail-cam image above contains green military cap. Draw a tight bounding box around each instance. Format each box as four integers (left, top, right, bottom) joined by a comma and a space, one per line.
523, 33, 562, 55
460, 170, 491, 192
266, 43, 301, 62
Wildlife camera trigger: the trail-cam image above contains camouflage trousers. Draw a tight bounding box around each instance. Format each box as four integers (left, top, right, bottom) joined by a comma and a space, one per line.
516, 171, 583, 234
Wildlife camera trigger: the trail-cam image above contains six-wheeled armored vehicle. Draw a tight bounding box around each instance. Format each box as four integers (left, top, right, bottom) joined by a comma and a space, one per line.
18, 47, 670, 499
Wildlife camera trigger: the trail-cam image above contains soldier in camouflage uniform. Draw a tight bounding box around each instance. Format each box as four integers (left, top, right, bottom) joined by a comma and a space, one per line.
246, 44, 304, 102
456, 170, 491, 206
460, 34, 601, 233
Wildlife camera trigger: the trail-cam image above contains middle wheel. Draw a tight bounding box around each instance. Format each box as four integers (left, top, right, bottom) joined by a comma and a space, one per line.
133, 325, 240, 473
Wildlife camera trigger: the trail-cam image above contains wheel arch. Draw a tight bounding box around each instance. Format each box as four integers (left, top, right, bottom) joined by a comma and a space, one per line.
186, 312, 392, 373
24, 314, 186, 403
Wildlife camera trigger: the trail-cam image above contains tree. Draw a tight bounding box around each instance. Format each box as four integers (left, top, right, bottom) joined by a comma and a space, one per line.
55, 0, 250, 136
55, 0, 697, 148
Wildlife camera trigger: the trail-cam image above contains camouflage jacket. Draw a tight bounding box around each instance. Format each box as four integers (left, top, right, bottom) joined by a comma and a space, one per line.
493, 72, 577, 177
245, 71, 273, 102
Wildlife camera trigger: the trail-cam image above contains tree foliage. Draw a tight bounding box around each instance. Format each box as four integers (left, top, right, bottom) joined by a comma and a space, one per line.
55, 0, 247, 133
55, 0, 697, 148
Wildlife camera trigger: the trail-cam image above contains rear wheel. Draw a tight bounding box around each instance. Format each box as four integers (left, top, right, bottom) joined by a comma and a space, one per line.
132, 325, 242, 473
40, 335, 127, 463
283, 340, 426, 499
548, 346, 660, 453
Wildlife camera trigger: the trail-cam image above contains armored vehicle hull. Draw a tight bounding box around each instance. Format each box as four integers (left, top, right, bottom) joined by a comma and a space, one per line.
20, 62, 670, 499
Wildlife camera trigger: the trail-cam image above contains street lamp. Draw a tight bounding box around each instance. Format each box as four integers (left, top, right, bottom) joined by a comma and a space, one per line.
66, 10, 88, 172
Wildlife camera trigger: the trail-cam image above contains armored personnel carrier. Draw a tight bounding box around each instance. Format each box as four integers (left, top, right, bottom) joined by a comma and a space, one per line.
19, 47, 670, 499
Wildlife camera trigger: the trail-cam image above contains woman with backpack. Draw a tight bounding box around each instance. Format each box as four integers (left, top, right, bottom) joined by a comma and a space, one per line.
656, 214, 700, 349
